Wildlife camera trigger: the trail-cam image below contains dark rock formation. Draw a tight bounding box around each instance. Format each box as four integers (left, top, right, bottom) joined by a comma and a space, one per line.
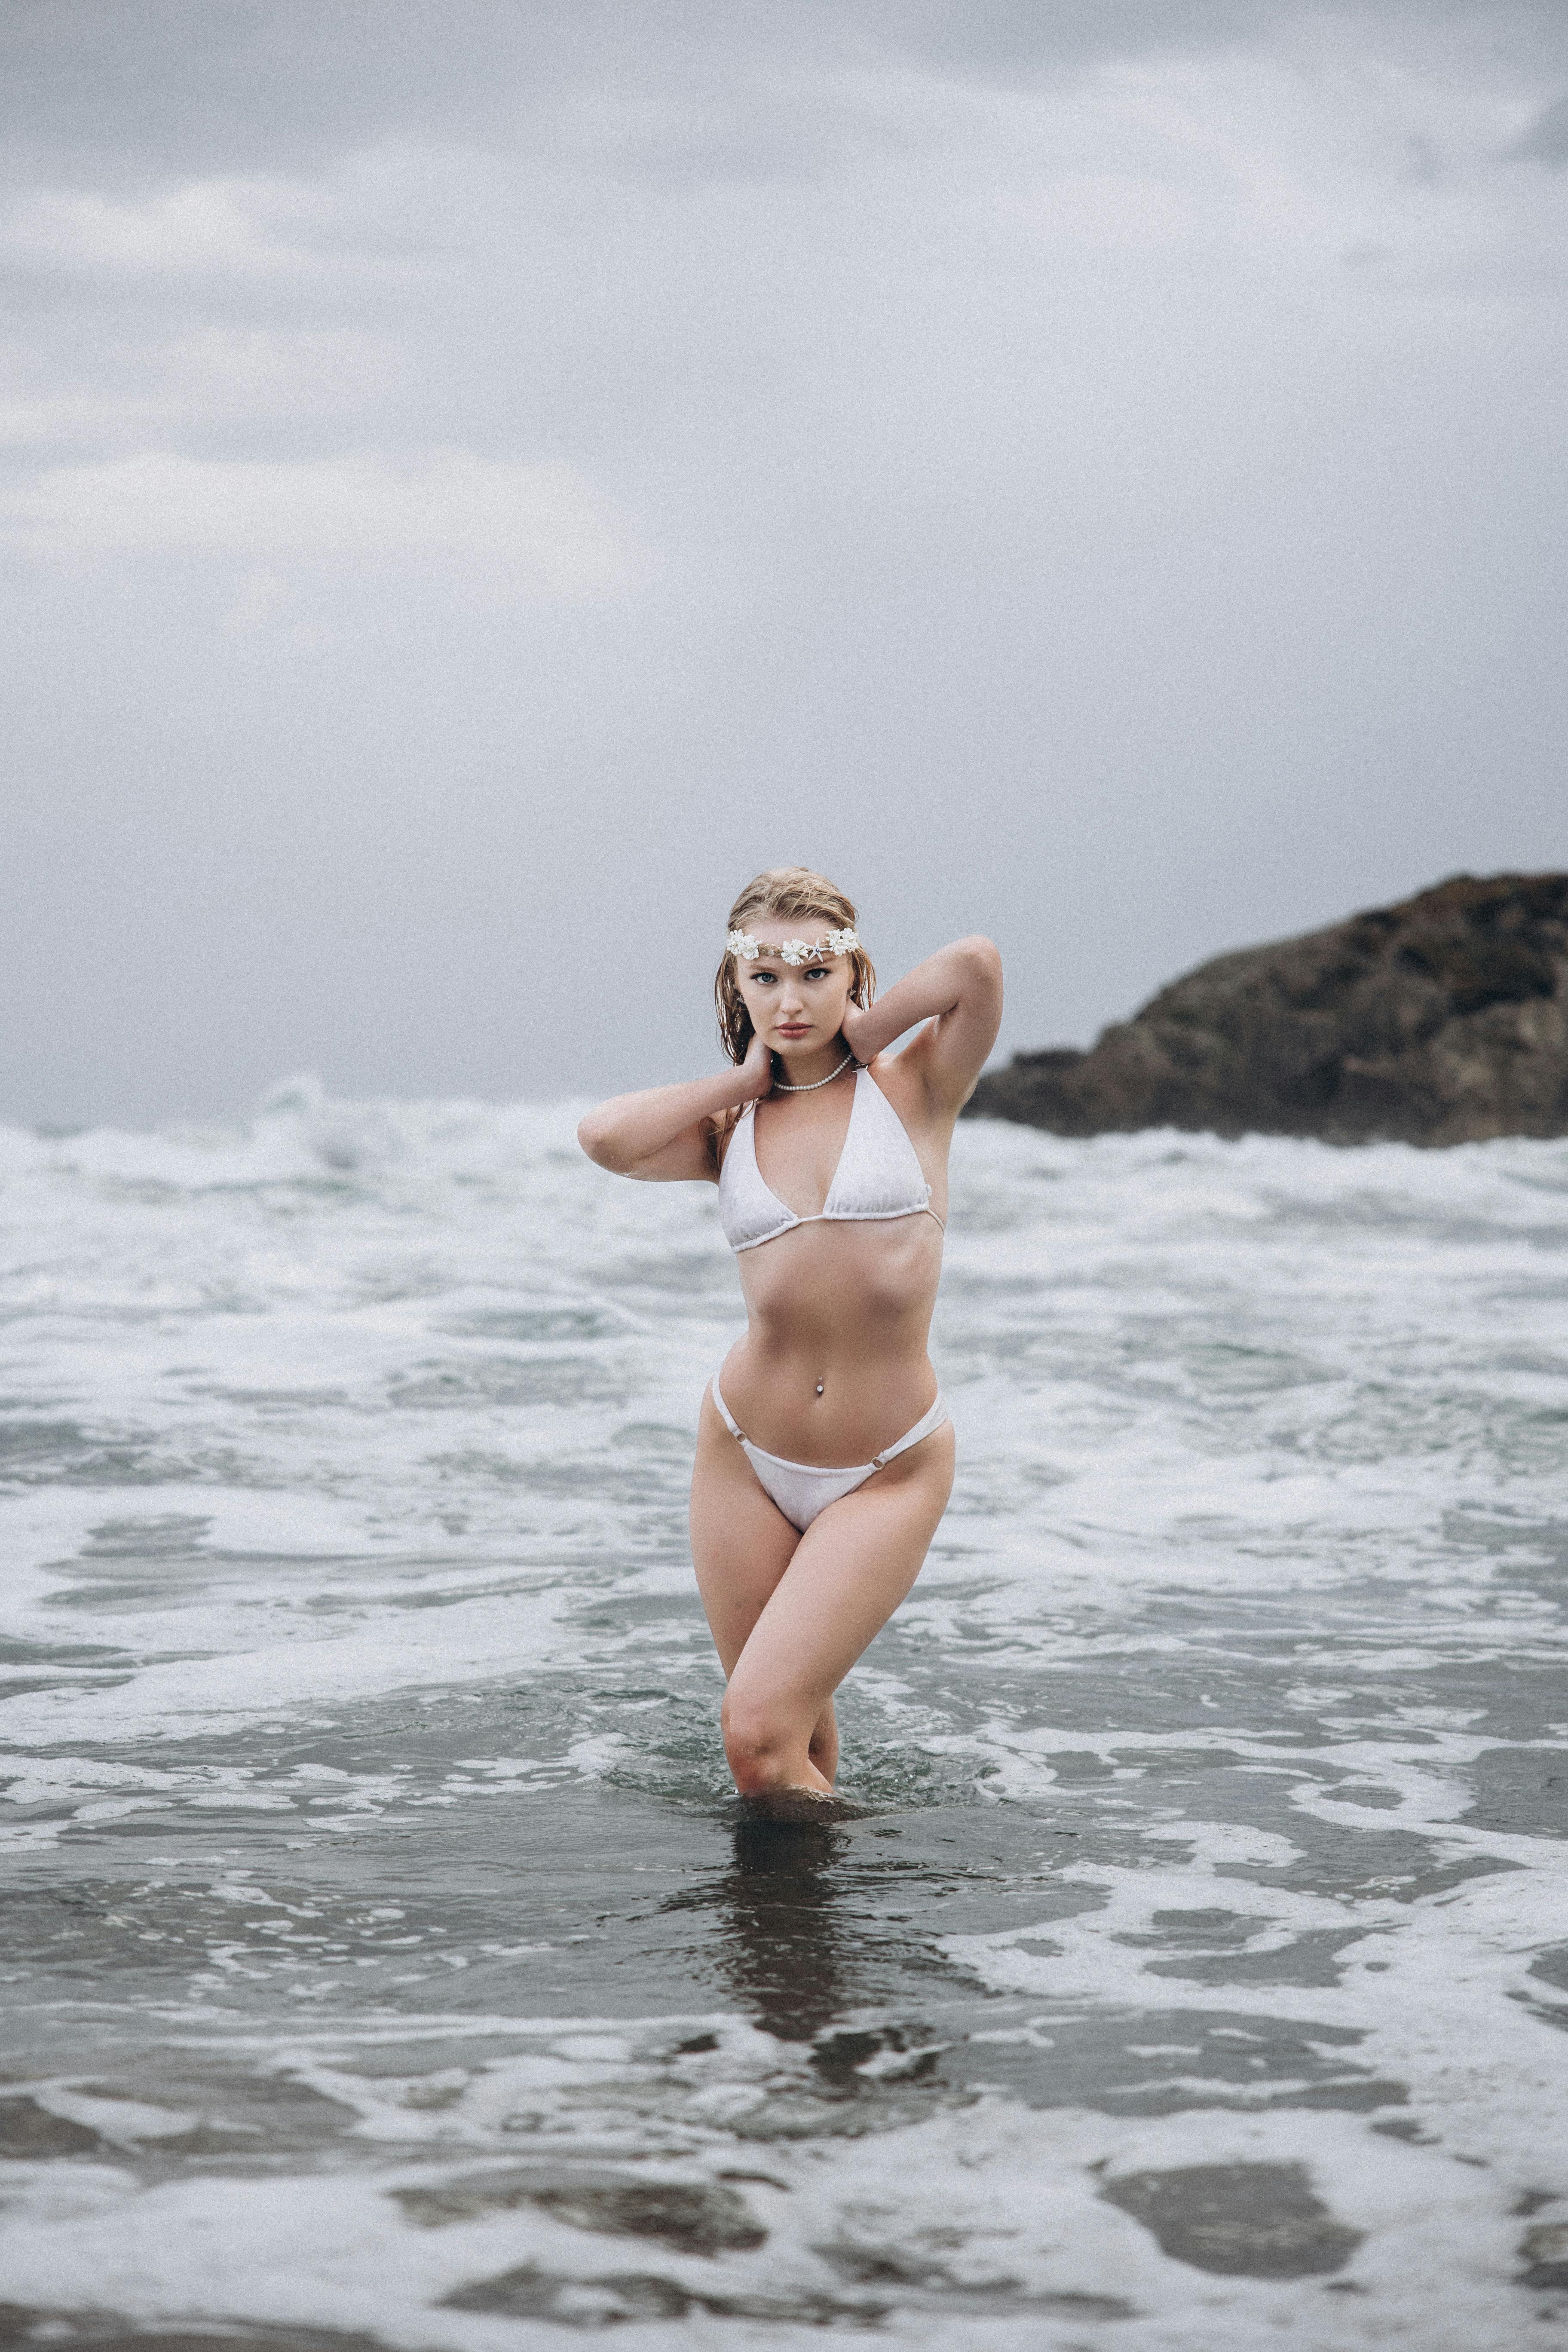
966, 873, 1568, 1145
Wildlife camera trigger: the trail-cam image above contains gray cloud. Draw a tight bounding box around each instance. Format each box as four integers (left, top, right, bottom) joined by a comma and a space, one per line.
1510, 91, 1568, 165
2, 0, 1565, 1124
6, 1, 1566, 176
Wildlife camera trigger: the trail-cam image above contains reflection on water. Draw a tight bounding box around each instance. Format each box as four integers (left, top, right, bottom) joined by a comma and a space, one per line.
1, 1095, 1567, 2347
672, 1816, 856, 2043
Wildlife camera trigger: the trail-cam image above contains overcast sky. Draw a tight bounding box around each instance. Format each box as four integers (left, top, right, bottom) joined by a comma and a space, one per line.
3, 0, 1565, 1124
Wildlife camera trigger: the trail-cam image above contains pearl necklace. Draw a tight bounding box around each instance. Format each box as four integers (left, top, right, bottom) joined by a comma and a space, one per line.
771, 1050, 858, 1093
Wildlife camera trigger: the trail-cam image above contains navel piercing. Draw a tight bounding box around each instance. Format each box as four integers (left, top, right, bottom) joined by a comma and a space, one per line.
815, 1380, 825, 1396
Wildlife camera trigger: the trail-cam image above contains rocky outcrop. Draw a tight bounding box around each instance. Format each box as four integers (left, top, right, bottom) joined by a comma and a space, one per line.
966, 873, 1568, 1145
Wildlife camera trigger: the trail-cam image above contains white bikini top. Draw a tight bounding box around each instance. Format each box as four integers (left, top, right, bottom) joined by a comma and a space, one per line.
718, 1069, 945, 1255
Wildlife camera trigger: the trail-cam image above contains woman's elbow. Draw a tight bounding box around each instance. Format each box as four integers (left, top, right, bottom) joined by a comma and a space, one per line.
956, 935, 1003, 989
576, 1113, 623, 1171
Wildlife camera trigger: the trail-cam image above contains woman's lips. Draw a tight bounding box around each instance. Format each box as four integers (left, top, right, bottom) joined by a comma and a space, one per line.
777, 1025, 810, 1037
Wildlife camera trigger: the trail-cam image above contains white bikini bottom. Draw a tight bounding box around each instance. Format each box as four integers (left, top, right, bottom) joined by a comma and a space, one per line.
710, 1373, 949, 1534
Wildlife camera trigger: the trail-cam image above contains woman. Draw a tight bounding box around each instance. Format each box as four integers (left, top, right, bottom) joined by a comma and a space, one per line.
578, 868, 1002, 1811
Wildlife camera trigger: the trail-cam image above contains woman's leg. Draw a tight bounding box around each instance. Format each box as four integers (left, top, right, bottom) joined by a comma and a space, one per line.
718, 1425, 955, 1804
690, 1389, 840, 1786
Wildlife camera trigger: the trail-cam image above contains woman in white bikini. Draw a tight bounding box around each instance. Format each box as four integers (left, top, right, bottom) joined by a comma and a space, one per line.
578, 868, 1002, 1811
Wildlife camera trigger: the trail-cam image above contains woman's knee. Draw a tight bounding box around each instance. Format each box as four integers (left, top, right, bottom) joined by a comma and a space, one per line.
721, 1682, 802, 1795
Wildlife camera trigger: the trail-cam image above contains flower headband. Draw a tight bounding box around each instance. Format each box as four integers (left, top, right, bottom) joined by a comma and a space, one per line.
726, 926, 861, 967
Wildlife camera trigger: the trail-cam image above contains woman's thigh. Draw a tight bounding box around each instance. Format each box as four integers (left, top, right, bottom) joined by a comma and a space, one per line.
689, 1385, 800, 1676
727, 1426, 955, 1724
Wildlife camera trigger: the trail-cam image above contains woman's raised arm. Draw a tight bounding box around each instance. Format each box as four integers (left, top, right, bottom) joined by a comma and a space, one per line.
841, 935, 1003, 1116
577, 1028, 772, 1181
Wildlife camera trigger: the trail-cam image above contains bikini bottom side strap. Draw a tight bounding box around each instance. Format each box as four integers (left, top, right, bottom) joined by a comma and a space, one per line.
870, 1391, 947, 1470
710, 1372, 748, 1443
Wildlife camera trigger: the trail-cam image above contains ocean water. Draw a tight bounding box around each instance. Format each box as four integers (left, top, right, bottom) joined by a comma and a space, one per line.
2, 1077, 1567, 2350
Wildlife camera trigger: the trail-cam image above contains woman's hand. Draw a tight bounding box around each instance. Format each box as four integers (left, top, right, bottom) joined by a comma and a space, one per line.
839, 1001, 872, 1066
838, 937, 1002, 1115
738, 1025, 775, 1102
577, 1036, 775, 1178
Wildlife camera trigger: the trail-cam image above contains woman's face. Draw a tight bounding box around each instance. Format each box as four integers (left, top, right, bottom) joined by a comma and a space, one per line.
732, 921, 854, 1054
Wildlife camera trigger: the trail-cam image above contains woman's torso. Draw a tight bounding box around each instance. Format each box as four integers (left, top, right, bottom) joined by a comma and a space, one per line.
716, 1060, 950, 1465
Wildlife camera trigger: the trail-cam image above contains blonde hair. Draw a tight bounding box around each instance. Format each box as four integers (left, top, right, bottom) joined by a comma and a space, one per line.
714, 867, 876, 1064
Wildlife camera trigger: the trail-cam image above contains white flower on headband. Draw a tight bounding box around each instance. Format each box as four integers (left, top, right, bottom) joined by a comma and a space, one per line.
727, 926, 860, 964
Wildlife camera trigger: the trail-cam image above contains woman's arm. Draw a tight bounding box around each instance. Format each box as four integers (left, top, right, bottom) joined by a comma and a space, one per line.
841, 935, 1003, 1117
577, 1029, 772, 1181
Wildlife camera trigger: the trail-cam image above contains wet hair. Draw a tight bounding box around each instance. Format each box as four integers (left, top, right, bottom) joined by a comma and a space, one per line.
714, 867, 876, 1065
